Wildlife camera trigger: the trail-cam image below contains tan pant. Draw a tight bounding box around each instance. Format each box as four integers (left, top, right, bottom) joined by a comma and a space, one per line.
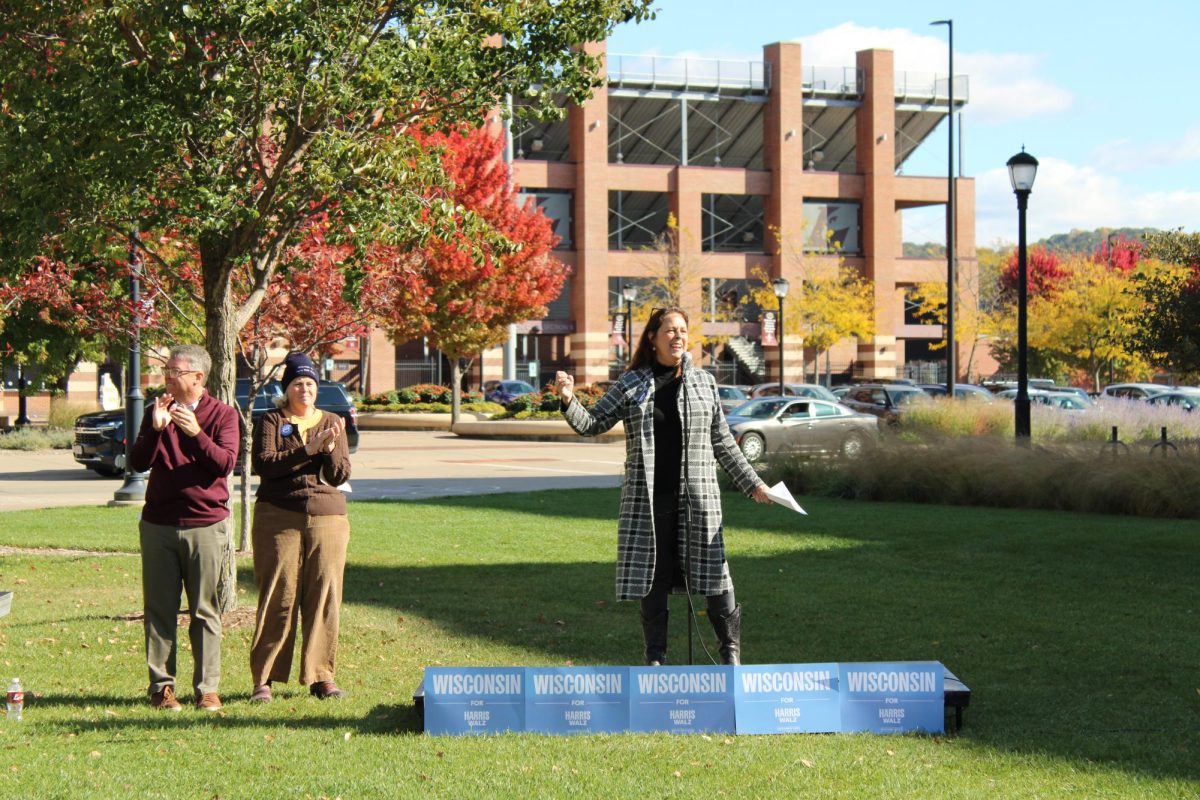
249, 502, 349, 686
140, 518, 230, 695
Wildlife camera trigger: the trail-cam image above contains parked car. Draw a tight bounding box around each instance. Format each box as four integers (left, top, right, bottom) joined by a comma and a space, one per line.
716, 384, 750, 414
838, 383, 929, 421
725, 397, 880, 461
994, 389, 1093, 411
72, 408, 129, 477
485, 379, 538, 405
1100, 382, 1169, 401
917, 383, 995, 401
1044, 386, 1093, 403
313, 381, 360, 454
1145, 389, 1200, 411
72, 379, 286, 477
748, 382, 839, 402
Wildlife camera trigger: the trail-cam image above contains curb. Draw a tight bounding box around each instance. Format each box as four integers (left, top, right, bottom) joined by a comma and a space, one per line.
451, 419, 623, 443
356, 411, 485, 432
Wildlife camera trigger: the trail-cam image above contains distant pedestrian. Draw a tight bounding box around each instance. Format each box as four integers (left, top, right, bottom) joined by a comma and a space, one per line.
248, 352, 352, 702
131, 344, 240, 712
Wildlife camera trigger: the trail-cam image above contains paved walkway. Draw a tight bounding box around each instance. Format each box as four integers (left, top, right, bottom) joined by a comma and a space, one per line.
0, 430, 625, 512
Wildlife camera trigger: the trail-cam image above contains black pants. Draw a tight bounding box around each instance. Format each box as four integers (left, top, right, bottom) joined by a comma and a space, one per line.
640, 501, 735, 618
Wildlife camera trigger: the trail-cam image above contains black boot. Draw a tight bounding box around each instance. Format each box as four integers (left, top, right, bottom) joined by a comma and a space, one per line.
709, 604, 742, 666
640, 609, 669, 666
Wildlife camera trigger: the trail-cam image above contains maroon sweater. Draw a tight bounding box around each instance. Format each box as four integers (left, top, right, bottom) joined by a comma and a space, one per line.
130, 392, 241, 527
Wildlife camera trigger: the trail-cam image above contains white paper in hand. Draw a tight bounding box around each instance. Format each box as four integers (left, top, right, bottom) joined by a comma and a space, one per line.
764, 481, 806, 514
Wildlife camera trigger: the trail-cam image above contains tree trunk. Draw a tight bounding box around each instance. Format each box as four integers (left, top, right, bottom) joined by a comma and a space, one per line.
450, 358, 462, 425
200, 236, 239, 406
200, 235, 245, 557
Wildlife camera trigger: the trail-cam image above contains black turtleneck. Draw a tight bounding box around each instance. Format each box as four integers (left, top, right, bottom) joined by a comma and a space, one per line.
650, 359, 683, 507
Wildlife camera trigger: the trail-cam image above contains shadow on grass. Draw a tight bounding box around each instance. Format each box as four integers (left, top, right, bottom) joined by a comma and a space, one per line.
334, 492, 1199, 783
35, 703, 423, 736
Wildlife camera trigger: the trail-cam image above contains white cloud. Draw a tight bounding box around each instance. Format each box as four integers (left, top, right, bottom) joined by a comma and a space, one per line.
974, 156, 1200, 244
1091, 127, 1200, 171
790, 23, 1072, 123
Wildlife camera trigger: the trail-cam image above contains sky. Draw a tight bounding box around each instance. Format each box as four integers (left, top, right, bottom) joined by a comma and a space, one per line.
606, 0, 1200, 247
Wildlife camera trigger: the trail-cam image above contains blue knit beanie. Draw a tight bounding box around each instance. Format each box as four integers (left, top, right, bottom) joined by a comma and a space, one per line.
281, 352, 319, 390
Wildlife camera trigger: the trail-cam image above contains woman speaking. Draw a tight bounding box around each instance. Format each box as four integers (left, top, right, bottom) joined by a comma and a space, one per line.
556, 307, 769, 666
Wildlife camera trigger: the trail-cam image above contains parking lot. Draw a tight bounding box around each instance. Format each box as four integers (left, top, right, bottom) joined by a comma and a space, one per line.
0, 431, 625, 513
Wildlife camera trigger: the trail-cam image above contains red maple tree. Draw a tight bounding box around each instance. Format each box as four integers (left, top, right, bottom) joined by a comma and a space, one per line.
1000, 246, 1069, 300
364, 123, 565, 419
1091, 235, 1143, 273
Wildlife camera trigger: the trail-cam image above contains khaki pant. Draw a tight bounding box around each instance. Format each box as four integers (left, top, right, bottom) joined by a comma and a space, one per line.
139, 518, 229, 696
249, 502, 350, 686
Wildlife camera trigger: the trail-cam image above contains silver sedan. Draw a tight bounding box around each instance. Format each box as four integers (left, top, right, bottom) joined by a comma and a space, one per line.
726, 398, 881, 461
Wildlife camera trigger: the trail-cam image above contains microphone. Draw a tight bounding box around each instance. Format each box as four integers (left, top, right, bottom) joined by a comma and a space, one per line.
680, 351, 692, 372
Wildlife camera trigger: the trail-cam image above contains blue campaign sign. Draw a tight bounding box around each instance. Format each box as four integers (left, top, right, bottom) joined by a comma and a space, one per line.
423, 667, 526, 736
629, 666, 736, 734
733, 663, 841, 734
838, 661, 944, 734
525, 667, 630, 734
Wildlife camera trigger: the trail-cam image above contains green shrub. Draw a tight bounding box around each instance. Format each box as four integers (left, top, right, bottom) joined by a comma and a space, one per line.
407, 383, 450, 403
47, 400, 100, 430
505, 392, 541, 414
0, 427, 74, 450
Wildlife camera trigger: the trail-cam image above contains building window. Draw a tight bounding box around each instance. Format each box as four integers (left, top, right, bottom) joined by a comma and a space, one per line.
702, 194, 763, 252
519, 190, 573, 249
801, 201, 861, 254
609, 191, 668, 250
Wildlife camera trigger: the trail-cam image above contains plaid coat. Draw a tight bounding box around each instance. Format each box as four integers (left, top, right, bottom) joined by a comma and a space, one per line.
564, 365, 765, 601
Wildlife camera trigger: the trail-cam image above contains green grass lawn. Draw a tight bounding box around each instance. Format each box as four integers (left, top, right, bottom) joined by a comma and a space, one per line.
0, 490, 1196, 798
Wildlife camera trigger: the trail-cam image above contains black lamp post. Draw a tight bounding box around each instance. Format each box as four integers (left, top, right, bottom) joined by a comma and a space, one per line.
112, 229, 148, 503
931, 19, 956, 397
14, 363, 31, 427
1007, 149, 1038, 443
621, 282, 637, 365
772, 277, 790, 396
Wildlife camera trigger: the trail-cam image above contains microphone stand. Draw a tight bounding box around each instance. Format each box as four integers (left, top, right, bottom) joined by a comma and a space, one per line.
680, 354, 695, 665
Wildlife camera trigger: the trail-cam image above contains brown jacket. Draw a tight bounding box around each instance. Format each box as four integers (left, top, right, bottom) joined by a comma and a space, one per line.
252, 408, 352, 516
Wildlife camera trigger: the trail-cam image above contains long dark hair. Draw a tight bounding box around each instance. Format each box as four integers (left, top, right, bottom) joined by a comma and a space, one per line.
628, 306, 689, 372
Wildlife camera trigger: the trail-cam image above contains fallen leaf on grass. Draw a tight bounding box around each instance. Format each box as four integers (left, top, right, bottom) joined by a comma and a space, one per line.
800, 759, 814, 768
673, 771, 682, 778
89, 751, 102, 759
343, 732, 352, 742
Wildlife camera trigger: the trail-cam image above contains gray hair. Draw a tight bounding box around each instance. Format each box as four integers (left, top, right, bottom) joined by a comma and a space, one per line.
170, 344, 211, 376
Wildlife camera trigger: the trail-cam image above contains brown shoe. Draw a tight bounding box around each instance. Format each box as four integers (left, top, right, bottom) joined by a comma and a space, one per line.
309, 681, 347, 700
150, 685, 182, 712
196, 692, 223, 712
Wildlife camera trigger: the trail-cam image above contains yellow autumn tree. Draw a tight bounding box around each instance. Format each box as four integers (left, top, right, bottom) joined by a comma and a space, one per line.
743, 258, 875, 384
1026, 256, 1151, 391
906, 245, 1007, 382
630, 213, 739, 354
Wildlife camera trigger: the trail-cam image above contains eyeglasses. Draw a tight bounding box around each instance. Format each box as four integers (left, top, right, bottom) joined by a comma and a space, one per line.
162, 367, 199, 378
